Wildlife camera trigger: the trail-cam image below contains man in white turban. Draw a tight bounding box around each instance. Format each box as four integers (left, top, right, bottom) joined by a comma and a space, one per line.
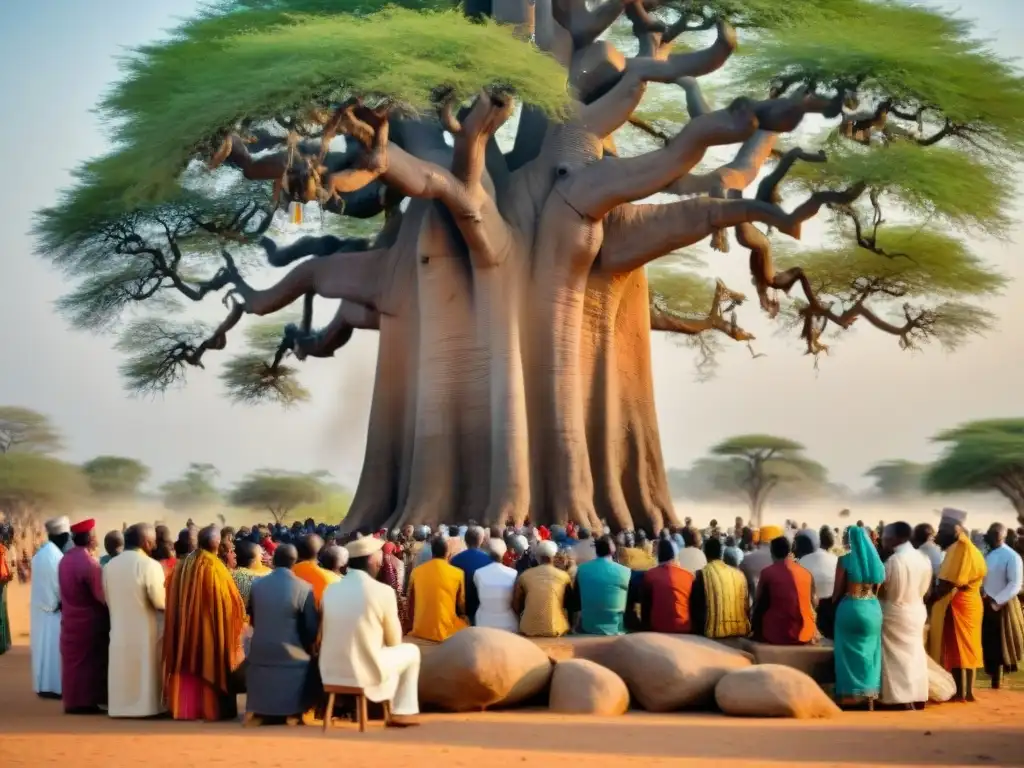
31, 517, 70, 697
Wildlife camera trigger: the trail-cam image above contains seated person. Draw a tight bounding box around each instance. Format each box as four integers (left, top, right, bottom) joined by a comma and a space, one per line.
407, 537, 468, 642
641, 539, 694, 633
618, 532, 655, 571
574, 536, 631, 635
244, 544, 319, 726
292, 534, 338, 606
319, 536, 420, 728
473, 539, 519, 632
751, 536, 817, 645
690, 537, 751, 639
512, 541, 573, 637
676, 527, 708, 574
450, 527, 493, 625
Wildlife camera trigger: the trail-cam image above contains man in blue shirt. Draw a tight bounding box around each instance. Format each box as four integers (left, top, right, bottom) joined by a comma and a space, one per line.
574, 535, 631, 635
450, 527, 494, 625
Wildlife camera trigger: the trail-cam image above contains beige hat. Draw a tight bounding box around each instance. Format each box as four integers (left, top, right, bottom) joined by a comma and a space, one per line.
45, 517, 70, 536
536, 540, 558, 559
940, 507, 968, 526
346, 536, 384, 559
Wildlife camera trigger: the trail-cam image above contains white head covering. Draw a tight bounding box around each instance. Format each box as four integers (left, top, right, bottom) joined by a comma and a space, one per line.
487, 538, 507, 559
536, 540, 558, 559
941, 507, 968, 526
45, 517, 70, 536
345, 536, 384, 559
458, 525, 468, 538
512, 535, 529, 555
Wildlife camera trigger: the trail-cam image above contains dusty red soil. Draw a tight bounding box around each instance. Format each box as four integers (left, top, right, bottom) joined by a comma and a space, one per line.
1, 581, 1021, 768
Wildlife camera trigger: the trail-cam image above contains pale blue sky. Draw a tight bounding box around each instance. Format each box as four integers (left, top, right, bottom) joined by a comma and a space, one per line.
0, 1, 1021, 492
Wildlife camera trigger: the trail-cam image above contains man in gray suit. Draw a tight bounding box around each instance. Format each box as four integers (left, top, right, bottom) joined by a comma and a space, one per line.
244, 544, 320, 725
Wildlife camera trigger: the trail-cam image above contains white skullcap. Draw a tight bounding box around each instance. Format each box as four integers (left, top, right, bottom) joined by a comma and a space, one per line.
536, 541, 558, 559
45, 516, 70, 536
512, 535, 529, 554
941, 507, 968, 526
458, 525, 468, 537
487, 538, 507, 559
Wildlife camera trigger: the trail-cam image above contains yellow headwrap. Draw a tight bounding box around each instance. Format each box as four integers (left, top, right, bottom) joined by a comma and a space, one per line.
759, 525, 784, 543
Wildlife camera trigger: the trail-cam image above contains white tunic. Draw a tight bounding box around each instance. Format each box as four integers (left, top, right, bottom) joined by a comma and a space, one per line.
103, 549, 167, 717
473, 562, 519, 632
29, 542, 63, 695
879, 542, 932, 705
798, 549, 839, 599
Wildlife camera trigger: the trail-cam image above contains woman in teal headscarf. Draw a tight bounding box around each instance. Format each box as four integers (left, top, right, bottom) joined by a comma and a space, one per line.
832, 525, 885, 708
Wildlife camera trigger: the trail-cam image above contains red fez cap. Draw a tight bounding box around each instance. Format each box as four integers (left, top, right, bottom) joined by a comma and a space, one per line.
70, 518, 96, 535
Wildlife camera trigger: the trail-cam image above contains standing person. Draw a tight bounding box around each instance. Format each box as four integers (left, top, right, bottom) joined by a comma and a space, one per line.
473, 539, 518, 632
878, 522, 932, 709
104, 523, 167, 718
832, 526, 885, 708
927, 508, 987, 703
795, 529, 839, 639
163, 525, 246, 721
232, 540, 269, 606
245, 544, 320, 726
152, 525, 177, 583
58, 519, 109, 713
31, 517, 68, 697
0, 523, 13, 655
640, 539, 694, 633
320, 536, 421, 727
912, 523, 944, 578
575, 536, 631, 636
981, 523, 1024, 689
407, 538, 468, 642
450, 527, 492, 625
690, 537, 750, 639
99, 530, 124, 566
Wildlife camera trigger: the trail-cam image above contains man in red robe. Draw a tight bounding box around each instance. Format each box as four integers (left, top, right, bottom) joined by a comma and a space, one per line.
58, 518, 110, 713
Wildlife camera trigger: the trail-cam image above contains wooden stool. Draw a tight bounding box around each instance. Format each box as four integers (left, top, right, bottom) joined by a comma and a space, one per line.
322, 685, 391, 733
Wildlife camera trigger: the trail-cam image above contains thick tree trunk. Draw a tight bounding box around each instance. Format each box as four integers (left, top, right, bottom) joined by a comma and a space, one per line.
613, 269, 678, 534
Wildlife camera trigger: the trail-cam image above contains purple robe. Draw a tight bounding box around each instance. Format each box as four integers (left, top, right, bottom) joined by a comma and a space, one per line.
58, 546, 109, 710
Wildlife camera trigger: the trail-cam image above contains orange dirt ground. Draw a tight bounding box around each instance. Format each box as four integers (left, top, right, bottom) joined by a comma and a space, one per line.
1, 580, 1021, 768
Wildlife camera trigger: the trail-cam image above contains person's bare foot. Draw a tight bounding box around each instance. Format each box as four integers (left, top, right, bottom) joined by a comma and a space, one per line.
242, 712, 263, 728
386, 715, 421, 728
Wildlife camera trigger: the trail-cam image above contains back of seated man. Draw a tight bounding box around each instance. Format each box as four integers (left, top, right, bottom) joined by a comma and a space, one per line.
512, 541, 573, 637
319, 536, 420, 728
574, 536, 631, 635
751, 536, 817, 646
407, 537, 468, 642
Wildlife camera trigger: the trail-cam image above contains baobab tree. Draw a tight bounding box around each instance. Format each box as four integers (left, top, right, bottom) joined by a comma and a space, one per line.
36, 0, 1022, 532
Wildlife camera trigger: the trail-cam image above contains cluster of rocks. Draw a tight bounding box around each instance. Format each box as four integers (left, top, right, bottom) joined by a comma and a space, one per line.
415, 628, 848, 719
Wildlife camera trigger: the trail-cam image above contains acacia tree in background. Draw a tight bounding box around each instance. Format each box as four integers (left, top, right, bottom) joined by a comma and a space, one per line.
864, 459, 926, 499
81, 456, 151, 500
704, 434, 827, 527
36, 0, 1024, 532
925, 419, 1024, 526
229, 469, 329, 524
0, 453, 90, 530
160, 463, 221, 511
0, 407, 63, 455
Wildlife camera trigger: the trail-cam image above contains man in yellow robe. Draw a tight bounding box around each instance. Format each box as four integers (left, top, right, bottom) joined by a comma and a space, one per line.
927, 508, 987, 703
163, 525, 246, 721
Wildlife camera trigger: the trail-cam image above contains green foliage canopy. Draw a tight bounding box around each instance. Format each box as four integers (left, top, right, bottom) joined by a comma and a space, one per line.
925, 419, 1024, 521
228, 469, 329, 523
0, 453, 91, 524
0, 407, 64, 455
161, 462, 222, 511
864, 459, 926, 498
81, 456, 152, 499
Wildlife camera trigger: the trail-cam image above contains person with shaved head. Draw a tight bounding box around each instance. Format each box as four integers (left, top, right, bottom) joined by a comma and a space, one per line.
981, 523, 1024, 689
163, 524, 246, 721
104, 523, 168, 717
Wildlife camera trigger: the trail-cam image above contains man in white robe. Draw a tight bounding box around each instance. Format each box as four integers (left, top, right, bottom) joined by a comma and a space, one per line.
30, 516, 69, 697
103, 523, 167, 717
320, 536, 420, 727
879, 522, 932, 708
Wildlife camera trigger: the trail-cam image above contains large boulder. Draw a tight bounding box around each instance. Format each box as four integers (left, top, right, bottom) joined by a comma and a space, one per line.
715, 664, 841, 719
597, 633, 752, 711
549, 659, 630, 715
927, 655, 956, 703
418, 628, 553, 712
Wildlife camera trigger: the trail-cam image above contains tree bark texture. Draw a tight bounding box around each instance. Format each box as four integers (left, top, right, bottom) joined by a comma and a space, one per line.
228, 1, 843, 533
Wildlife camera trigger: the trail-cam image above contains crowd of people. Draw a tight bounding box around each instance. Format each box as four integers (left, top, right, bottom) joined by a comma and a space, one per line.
1, 506, 1022, 727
